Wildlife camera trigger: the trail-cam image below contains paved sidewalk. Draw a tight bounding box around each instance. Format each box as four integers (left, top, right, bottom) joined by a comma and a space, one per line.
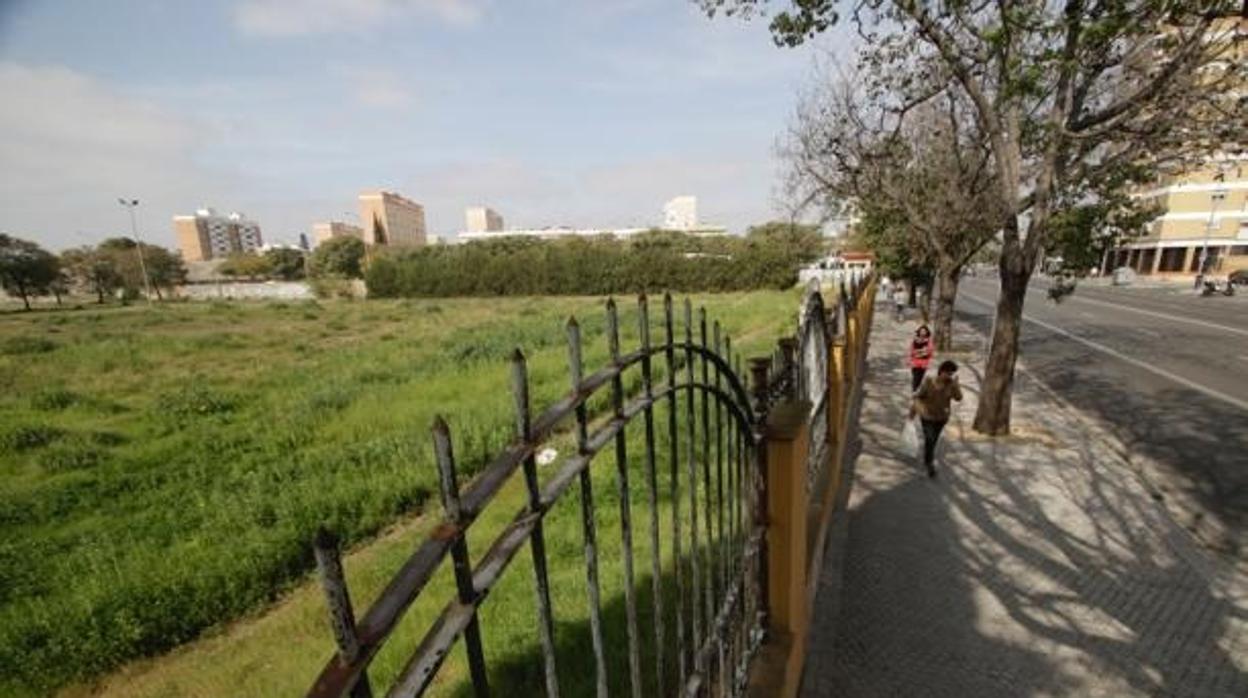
801, 304, 1247, 697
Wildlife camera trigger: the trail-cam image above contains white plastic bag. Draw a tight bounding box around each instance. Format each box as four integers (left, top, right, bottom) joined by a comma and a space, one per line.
900, 418, 921, 453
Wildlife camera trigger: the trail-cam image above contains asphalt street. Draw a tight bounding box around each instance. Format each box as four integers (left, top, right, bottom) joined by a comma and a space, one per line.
953, 276, 1248, 558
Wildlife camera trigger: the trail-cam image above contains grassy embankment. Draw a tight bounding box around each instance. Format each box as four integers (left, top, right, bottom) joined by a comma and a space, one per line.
0, 293, 797, 696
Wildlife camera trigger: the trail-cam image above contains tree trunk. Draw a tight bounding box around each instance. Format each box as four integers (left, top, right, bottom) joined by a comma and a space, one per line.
933, 265, 960, 352
21, 293, 31, 311
972, 243, 1032, 435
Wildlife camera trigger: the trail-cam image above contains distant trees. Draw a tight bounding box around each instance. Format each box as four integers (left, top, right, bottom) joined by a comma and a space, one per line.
366, 230, 822, 298
218, 253, 274, 280
264, 247, 307, 280
0, 234, 60, 310
60, 246, 121, 304
96, 238, 186, 300
309, 237, 365, 279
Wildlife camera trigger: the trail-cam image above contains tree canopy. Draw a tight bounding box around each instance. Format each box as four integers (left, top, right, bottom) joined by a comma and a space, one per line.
706, 0, 1243, 433
309, 237, 366, 279
0, 234, 60, 310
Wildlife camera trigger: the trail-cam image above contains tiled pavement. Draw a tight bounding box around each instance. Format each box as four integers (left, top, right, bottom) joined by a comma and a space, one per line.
800, 304, 1248, 697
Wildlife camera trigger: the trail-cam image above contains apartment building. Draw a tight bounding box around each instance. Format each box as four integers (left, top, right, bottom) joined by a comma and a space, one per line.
173, 208, 263, 262
1105, 159, 1248, 277
311, 221, 365, 247
358, 191, 426, 246
1102, 15, 1248, 278
465, 206, 504, 233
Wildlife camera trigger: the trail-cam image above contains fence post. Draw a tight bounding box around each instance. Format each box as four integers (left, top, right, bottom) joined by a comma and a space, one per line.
746, 393, 812, 698
313, 528, 373, 698
827, 336, 847, 480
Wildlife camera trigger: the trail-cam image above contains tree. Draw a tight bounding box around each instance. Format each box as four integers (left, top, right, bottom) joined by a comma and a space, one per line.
782, 71, 1002, 350
309, 237, 366, 279
0, 234, 60, 310
218, 253, 274, 280
60, 246, 121, 304
745, 220, 826, 262
264, 247, 307, 280
704, 0, 1242, 433
97, 238, 185, 300
141, 245, 187, 298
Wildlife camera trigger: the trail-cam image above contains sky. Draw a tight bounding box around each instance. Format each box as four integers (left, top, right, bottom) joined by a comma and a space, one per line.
0, 0, 848, 250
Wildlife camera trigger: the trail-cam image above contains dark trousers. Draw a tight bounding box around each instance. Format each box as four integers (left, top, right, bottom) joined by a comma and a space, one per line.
911, 367, 927, 392
920, 418, 947, 468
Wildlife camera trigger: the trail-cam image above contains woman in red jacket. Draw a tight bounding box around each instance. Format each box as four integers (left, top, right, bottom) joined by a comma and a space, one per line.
909, 325, 933, 392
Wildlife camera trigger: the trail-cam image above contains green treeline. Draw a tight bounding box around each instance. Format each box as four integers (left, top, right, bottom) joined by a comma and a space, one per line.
365, 225, 824, 297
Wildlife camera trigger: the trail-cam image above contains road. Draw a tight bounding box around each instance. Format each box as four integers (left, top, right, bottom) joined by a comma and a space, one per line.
953, 276, 1248, 558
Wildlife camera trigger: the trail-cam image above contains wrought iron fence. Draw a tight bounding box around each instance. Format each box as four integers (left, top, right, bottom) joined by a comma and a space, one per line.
306, 278, 874, 698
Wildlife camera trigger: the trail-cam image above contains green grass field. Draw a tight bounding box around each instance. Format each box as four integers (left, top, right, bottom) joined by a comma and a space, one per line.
0, 293, 797, 697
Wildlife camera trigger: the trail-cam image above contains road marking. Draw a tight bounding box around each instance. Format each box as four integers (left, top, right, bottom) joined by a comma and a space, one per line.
1031, 286, 1248, 338
962, 292, 1248, 412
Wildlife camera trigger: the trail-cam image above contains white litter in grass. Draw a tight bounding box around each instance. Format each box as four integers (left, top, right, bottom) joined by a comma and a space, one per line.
536, 447, 558, 466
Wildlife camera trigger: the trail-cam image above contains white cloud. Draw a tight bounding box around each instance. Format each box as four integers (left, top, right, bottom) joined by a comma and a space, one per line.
0, 62, 232, 250
234, 0, 484, 37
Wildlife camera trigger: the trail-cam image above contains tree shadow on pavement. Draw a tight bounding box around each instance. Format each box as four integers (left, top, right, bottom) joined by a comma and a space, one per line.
953, 305, 1247, 559
943, 429, 1247, 696
810, 311, 1247, 697
808, 327, 1078, 697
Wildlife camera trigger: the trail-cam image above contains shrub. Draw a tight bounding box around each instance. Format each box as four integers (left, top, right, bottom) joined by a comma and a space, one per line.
1, 336, 57, 355
1, 424, 66, 453
154, 385, 237, 423
37, 441, 104, 472
31, 388, 79, 411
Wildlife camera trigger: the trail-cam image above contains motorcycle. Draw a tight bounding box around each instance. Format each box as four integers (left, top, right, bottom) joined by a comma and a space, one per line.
1200, 280, 1235, 297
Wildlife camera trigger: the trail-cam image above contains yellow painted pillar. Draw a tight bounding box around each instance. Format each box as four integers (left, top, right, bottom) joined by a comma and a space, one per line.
763, 400, 812, 698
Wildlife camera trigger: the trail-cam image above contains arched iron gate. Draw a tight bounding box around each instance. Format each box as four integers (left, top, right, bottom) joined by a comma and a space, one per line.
308, 294, 791, 698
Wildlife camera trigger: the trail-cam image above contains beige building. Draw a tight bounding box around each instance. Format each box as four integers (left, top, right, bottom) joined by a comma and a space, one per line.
173, 208, 263, 262
1105, 159, 1248, 277
1104, 15, 1248, 278
312, 221, 364, 247
358, 191, 426, 246
465, 206, 504, 233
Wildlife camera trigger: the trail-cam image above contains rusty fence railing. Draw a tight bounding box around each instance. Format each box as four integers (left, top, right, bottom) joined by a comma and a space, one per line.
306, 274, 876, 698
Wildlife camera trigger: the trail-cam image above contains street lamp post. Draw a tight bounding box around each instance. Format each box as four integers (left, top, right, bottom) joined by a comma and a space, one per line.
1194, 186, 1229, 288
117, 198, 154, 305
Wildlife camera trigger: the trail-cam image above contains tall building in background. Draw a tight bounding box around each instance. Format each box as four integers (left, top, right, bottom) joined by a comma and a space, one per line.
663, 196, 698, 230
173, 208, 263, 261
358, 191, 426, 246
311, 221, 365, 247
465, 206, 504, 233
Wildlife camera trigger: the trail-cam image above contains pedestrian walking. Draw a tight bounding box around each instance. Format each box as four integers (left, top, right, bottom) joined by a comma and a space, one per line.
881, 275, 893, 302
909, 325, 933, 392
909, 360, 962, 478
891, 284, 906, 322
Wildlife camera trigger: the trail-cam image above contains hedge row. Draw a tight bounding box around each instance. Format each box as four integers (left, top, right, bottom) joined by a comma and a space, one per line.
365, 228, 822, 297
